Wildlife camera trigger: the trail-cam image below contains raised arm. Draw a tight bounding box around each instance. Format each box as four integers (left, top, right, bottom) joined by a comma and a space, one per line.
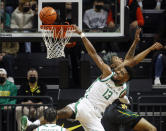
116, 42, 163, 69
125, 28, 141, 60
74, 26, 111, 75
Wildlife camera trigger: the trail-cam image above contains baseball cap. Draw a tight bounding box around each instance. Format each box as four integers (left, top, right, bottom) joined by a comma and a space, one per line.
0, 68, 7, 75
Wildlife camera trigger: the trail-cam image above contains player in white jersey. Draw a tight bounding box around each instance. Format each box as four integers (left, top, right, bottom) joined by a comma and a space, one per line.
22, 107, 69, 131
55, 26, 162, 131
22, 26, 163, 131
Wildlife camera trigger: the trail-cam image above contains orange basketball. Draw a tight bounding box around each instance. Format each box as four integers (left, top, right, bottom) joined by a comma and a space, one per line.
39, 7, 57, 24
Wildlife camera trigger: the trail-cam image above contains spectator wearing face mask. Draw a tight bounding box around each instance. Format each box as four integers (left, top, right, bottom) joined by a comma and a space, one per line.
10, 0, 36, 53
15, 68, 47, 131
0, 68, 17, 130
0, 68, 17, 107
83, 0, 108, 29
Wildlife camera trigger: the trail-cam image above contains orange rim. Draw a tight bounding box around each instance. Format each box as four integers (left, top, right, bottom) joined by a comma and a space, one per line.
40, 25, 74, 30
40, 25, 74, 38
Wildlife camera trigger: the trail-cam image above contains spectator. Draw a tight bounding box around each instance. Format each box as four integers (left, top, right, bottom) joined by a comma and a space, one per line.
5, 0, 18, 16
83, 0, 108, 52
153, 8, 166, 85
10, 0, 36, 53
0, 1, 11, 30
83, 0, 108, 30
0, 1, 4, 31
153, 52, 166, 85
0, 41, 19, 83
0, 68, 17, 130
107, 0, 144, 52
107, 0, 144, 30
16, 68, 47, 131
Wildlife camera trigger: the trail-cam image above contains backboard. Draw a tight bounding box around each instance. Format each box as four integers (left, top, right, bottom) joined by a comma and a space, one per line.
0, 0, 126, 41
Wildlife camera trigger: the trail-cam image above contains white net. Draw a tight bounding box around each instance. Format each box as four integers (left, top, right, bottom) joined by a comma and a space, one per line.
41, 26, 75, 59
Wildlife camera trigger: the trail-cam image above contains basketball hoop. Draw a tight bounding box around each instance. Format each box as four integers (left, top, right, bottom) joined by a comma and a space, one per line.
40, 25, 75, 59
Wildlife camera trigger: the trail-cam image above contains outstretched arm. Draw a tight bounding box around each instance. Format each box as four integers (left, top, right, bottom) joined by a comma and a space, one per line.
74, 26, 111, 75
125, 28, 141, 60
116, 42, 163, 69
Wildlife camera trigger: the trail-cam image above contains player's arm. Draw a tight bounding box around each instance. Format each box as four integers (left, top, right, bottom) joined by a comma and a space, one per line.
117, 42, 163, 69
125, 28, 141, 60
74, 26, 111, 74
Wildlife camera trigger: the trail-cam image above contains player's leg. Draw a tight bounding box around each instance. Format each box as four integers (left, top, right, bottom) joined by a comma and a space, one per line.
57, 105, 75, 119
133, 118, 157, 131
73, 98, 105, 131
102, 100, 157, 131
101, 100, 123, 131
102, 99, 141, 131
16, 106, 30, 131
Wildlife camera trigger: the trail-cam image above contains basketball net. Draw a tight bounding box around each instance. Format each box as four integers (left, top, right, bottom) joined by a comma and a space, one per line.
40, 25, 75, 59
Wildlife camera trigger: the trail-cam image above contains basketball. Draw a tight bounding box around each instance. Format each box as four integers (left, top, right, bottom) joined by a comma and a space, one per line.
39, 7, 57, 25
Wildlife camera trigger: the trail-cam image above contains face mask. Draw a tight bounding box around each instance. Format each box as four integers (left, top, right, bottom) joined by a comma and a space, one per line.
23, 7, 30, 12
0, 77, 6, 84
95, 5, 103, 11
29, 77, 37, 83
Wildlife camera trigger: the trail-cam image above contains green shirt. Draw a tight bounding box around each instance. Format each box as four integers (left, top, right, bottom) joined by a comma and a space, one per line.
0, 80, 17, 105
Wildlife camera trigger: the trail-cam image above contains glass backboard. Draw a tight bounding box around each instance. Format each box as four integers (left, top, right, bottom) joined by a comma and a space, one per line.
0, 0, 126, 41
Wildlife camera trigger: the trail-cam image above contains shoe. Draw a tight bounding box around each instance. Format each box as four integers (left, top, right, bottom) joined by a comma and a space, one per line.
21, 115, 28, 131
81, 50, 85, 54
154, 77, 161, 85
155, 2, 161, 10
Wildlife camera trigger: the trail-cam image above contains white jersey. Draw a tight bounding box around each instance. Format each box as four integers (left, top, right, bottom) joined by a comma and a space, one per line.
84, 72, 127, 115
36, 124, 66, 131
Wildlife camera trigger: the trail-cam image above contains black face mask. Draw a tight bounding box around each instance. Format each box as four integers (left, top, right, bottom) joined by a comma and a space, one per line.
0, 77, 6, 84
29, 77, 37, 83
95, 5, 103, 11
23, 7, 30, 12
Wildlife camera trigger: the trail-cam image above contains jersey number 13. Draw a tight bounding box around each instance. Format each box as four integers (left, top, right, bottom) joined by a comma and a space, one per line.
103, 89, 113, 100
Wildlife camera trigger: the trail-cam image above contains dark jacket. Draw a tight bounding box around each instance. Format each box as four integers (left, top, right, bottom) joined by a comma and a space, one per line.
17, 81, 47, 104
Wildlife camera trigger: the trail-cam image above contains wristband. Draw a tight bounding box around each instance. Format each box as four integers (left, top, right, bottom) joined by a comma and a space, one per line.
80, 33, 85, 38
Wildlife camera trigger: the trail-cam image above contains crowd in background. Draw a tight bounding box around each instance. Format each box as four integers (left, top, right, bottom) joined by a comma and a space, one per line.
0, 0, 166, 84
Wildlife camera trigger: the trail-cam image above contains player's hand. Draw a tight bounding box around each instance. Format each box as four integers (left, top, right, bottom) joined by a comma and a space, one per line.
134, 28, 141, 42
73, 25, 82, 35
150, 42, 163, 51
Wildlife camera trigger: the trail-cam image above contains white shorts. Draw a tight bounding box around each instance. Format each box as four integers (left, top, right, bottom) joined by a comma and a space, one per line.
68, 98, 105, 131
